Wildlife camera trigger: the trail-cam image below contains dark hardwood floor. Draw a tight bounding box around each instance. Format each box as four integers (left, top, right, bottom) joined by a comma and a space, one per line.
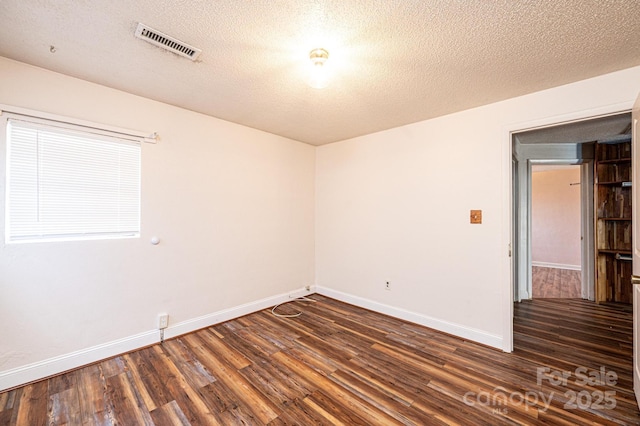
532, 266, 581, 298
1, 295, 638, 425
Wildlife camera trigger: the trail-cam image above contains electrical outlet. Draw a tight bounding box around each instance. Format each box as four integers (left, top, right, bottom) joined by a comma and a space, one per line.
158, 313, 169, 330
305, 285, 311, 291
385, 281, 391, 290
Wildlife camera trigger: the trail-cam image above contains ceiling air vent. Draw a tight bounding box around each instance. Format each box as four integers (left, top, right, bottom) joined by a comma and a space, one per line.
134, 23, 202, 61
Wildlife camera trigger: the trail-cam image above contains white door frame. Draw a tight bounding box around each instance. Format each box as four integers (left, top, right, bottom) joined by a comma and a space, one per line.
502, 101, 633, 353
630, 93, 640, 409
512, 155, 590, 303
581, 163, 595, 300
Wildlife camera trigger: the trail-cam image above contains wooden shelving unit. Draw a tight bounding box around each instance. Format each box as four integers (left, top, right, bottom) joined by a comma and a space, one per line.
594, 137, 633, 304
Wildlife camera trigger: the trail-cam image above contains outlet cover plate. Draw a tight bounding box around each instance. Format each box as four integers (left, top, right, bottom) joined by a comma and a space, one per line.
470, 210, 482, 224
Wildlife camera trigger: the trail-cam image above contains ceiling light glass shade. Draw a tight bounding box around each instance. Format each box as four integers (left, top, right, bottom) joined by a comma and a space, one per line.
308, 48, 329, 89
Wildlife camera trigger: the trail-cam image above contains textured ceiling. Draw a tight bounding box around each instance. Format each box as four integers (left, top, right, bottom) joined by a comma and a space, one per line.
0, 1, 639, 145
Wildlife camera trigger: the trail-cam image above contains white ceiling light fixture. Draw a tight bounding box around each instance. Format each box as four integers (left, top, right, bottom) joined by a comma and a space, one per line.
308, 48, 330, 89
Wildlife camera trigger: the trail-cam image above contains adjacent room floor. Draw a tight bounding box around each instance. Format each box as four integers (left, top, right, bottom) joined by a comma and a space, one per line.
0, 295, 637, 425
532, 266, 581, 298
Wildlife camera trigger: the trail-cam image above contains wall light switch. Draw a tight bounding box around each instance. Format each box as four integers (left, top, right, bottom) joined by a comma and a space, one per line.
470, 210, 482, 224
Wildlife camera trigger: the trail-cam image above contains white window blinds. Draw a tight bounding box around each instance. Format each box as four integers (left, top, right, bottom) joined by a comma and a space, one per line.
6, 118, 141, 243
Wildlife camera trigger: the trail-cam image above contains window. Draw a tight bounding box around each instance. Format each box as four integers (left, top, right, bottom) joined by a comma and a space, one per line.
5, 117, 141, 243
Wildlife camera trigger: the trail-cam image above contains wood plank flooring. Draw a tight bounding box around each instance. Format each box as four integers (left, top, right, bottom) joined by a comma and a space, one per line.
1, 296, 638, 425
532, 266, 581, 298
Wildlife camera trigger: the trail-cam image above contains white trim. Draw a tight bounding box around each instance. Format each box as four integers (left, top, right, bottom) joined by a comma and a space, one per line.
503, 99, 635, 355
635, 283, 640, 410
0, 331, 157, 392
531, 261, 581, 271
0, 104, 158, 143
506, 101, 634, 137
315, 286, 503, 350
502, 120, 514, 351
0, 286, 313, 392
580, 162, 595, 301
163, 286, 314, 340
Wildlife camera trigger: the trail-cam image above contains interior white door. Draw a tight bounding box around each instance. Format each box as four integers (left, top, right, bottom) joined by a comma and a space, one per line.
632, 92, 640, 409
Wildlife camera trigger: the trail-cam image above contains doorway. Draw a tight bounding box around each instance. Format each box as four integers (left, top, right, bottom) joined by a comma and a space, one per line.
512, 112, 631, 304
531, 164, 582, 298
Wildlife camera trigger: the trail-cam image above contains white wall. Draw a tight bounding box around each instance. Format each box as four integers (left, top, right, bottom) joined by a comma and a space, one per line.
3, 55, 640, 390
316, 66, 640, 349
531, 167, 582, 269
0, 57, 315, 389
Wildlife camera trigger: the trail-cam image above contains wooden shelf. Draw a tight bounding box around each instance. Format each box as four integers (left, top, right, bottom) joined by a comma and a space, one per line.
597, 158, 631, 164
597, 249, 632, 255
595, 139, 633, 304
596, 181, 632, 186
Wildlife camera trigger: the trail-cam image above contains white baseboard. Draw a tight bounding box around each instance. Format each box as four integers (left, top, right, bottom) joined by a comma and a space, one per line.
315, 286, 503, 350
635, 373, 640, 411
1, 284, 503, 390
0, 330, 158, 393
164, 286, 313, 340
531, 261, 581, 271
0, 286, 313, 392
